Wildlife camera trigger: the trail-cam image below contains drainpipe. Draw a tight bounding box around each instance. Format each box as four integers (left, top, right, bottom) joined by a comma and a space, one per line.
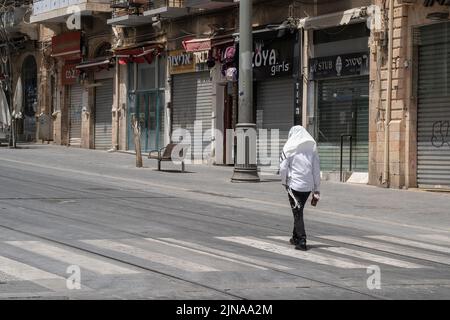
383, 0, 394, 187
115, 58, 120, 151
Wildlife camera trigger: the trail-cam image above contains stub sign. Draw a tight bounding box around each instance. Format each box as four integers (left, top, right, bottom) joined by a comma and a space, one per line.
309, 52, 369, 80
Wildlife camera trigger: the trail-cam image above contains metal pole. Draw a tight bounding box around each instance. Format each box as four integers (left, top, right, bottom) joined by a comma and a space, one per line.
231, 0, 260, 182
340, 135, 344, 182
349, 135, 353, 172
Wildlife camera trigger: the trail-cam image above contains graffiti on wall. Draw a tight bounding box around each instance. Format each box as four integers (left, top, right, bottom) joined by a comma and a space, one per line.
431, 121, 450, 148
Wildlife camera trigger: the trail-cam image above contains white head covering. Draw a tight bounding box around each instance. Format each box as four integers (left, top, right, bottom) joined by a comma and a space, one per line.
280, 125, 316, 161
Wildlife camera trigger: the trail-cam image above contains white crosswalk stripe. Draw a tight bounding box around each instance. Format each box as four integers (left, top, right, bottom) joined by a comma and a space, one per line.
268, 236, 426, 269
158, 238, 292, 271
217, 236, 368, 269
83, 239, 219, 272
367, 235, 450, 254
319, 236, 450, 266
418, 234, 450, 246
0, 255, 71, 291
6, 241, 139, 275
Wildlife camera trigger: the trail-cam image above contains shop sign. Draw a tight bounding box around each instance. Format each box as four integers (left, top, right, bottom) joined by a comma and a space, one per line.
51, 31, 81, 59
168, 50, 196, 74
168, 50, 210, 74
252, 31, 297, 80
309, 52, 369, 80
61, 64, 80, 85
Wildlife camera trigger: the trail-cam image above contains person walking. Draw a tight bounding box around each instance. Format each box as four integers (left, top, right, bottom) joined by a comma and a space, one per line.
279, 126, 321, 251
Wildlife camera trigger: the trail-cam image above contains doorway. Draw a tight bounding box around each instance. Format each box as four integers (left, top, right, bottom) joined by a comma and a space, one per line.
21, 55, 37, 142
127, 90, 163, 152
317, 76, 369, 173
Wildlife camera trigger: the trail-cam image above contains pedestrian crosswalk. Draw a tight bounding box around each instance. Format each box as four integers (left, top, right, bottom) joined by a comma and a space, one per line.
6, 241, 139, 275
217, 236, 368, 269
319, 236, 450, 266
82, 239, 219, 272
0, 233, 449, 295
268, 236, 426, 269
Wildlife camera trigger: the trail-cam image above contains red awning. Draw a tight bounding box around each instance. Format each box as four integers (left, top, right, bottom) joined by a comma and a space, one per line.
76, 57, 113, 71
51, 31, 82, 60
114, 45, 162, 64
182, 38, 211, 52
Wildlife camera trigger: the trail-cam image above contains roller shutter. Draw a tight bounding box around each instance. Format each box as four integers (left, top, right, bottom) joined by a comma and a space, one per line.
172, 72, 212, 162
317, 77, 369, 172
417, 22, 450, 189
256, 77, 295, 167
69, 84, 83, 147
94, 79, 113, 150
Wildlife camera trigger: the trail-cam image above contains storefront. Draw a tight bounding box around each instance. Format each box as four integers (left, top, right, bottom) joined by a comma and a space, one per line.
62, 63, 83, 147
252, 29, 300, 168
115, 44, 166, 153
309, 23, 370, 176
416, 21, 450, 189
21, 55, 37, 142
52, 31, 83, 147
169, 48, 212, 163
76, 52, 115, 150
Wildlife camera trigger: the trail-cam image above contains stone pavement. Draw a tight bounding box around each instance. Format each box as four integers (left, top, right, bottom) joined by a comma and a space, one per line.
0, 143, 449, 236
0, 143, 449, 299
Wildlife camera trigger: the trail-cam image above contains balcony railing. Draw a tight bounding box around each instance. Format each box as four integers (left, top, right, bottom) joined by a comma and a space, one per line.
149, 0, 184, 9
111, 0, 150, 18
110, 0, 186, 20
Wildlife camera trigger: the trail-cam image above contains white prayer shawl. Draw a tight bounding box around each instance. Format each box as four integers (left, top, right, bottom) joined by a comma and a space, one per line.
279, 126, 321, 201
280, 126, 316, 162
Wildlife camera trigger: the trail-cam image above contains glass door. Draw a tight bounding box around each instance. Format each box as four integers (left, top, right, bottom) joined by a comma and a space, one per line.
128, 91, 162, 152
317, 76, 369, 172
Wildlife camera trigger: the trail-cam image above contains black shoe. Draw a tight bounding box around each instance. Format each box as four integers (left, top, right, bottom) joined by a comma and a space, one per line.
295, 239, 307, 251
289, 237, 299, 245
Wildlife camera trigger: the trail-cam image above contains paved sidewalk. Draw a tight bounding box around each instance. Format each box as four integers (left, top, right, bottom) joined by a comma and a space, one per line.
0, 143, 449, 237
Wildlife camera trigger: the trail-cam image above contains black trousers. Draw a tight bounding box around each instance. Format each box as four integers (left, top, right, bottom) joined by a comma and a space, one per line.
288, 190, 311, 241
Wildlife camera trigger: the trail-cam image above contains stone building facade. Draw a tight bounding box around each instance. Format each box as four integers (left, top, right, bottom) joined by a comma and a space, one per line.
16, 0, 450, 190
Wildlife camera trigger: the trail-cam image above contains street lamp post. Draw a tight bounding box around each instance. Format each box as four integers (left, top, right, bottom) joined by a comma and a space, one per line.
231, 0, 260, 183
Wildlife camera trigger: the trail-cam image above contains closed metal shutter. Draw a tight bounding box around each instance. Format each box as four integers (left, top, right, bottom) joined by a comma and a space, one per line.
69, 84, 83, 147
172, 72, 212, 162
417, 22, 450, 189
317, 77, 369, 172
256, 77, 295, 167
94, 79, 113, 150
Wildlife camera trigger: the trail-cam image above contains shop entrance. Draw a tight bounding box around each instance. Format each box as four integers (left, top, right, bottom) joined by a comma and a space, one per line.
127, 90, 164, 152
416, 22, 450, 189
317, 76, 369, 173
21, 55, 37, 142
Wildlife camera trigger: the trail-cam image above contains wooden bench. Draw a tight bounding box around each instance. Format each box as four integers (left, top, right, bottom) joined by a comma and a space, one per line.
148, 143, 190, 172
